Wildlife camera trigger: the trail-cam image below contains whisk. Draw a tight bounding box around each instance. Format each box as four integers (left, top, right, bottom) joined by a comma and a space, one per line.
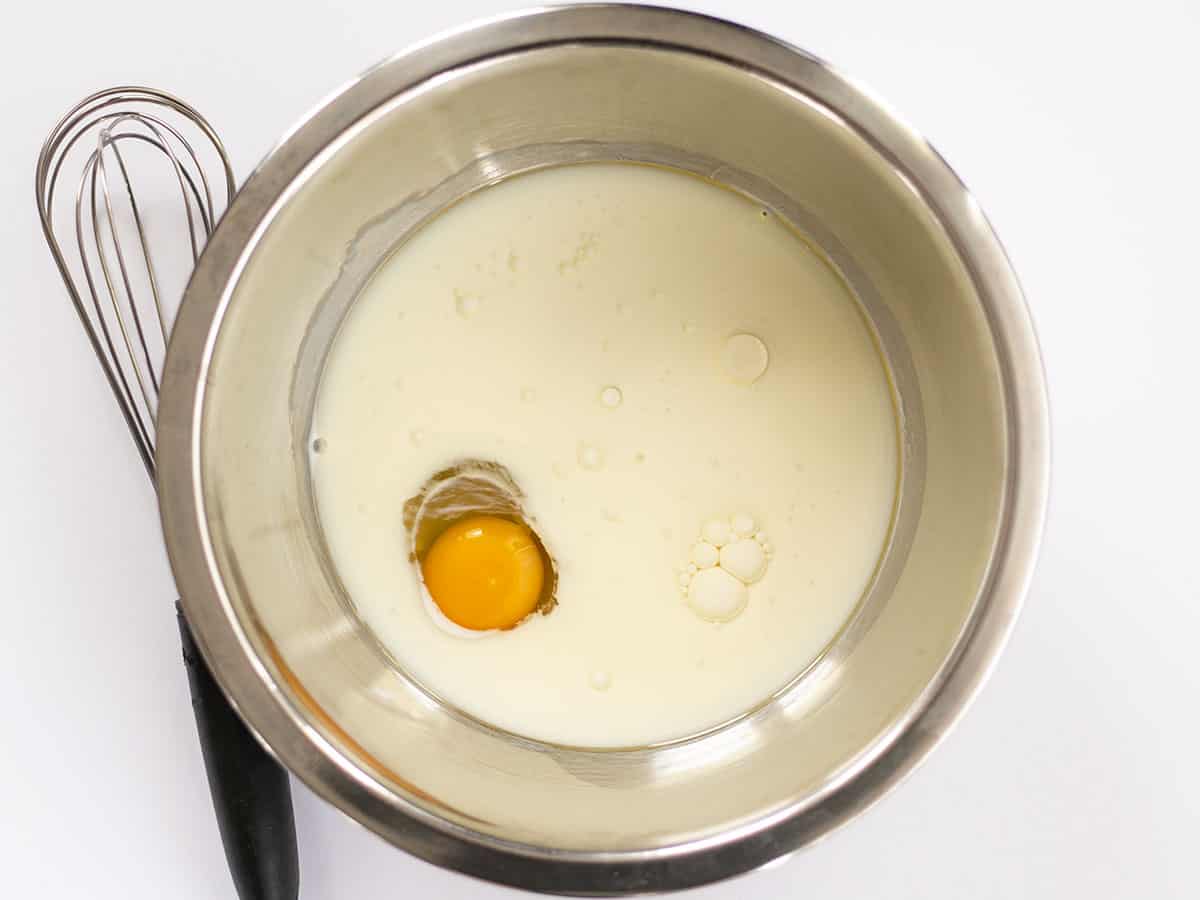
36, 86, 299, 900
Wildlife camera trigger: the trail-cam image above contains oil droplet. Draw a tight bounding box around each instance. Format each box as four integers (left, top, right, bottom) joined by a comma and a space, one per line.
719, 539, 767, 584
577, 443, 604, 471
722, 333, 769, 384
687, 567, 748, 622
702, 519, 731, 546
590, 671, 612, 691
599, 386, 623, 408
409, 429, 425, 447
690, 542, 719, 568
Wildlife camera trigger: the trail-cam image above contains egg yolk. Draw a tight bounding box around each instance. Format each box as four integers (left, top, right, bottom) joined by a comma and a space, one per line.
421, 516, 545, 631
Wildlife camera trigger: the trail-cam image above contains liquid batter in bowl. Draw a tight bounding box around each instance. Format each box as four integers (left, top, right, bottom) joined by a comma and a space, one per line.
311, 163, 899, 748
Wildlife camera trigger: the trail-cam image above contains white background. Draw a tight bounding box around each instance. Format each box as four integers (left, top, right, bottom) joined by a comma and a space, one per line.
3, 0, 1197, 897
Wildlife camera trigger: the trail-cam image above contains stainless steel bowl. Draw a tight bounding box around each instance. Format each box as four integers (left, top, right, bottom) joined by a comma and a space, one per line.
156, 5, 1049, 894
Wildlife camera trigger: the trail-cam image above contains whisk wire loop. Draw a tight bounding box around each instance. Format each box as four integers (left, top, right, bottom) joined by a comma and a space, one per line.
36, 86, 235, 478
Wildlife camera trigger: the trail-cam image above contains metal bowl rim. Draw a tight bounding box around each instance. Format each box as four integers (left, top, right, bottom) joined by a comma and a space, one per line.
156, 4, 1050, 893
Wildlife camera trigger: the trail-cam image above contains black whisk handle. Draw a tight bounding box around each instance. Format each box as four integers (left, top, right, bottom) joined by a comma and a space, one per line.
177, 602, 300, 900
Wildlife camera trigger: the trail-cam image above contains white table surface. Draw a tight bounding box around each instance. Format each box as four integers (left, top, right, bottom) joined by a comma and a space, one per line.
3, 1, 1197, 896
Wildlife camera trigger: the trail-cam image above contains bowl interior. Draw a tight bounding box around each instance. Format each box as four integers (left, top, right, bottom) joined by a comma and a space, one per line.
172, 35, 1008, 871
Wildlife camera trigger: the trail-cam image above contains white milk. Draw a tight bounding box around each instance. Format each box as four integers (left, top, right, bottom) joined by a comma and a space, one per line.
311, 163, 898, 748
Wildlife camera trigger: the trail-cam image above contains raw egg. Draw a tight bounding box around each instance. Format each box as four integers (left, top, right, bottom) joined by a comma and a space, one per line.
404, 460, 558, 636
421, 515, 545, 631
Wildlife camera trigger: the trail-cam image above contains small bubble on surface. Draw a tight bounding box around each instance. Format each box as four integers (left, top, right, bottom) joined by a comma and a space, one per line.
599, 386, 623, 408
